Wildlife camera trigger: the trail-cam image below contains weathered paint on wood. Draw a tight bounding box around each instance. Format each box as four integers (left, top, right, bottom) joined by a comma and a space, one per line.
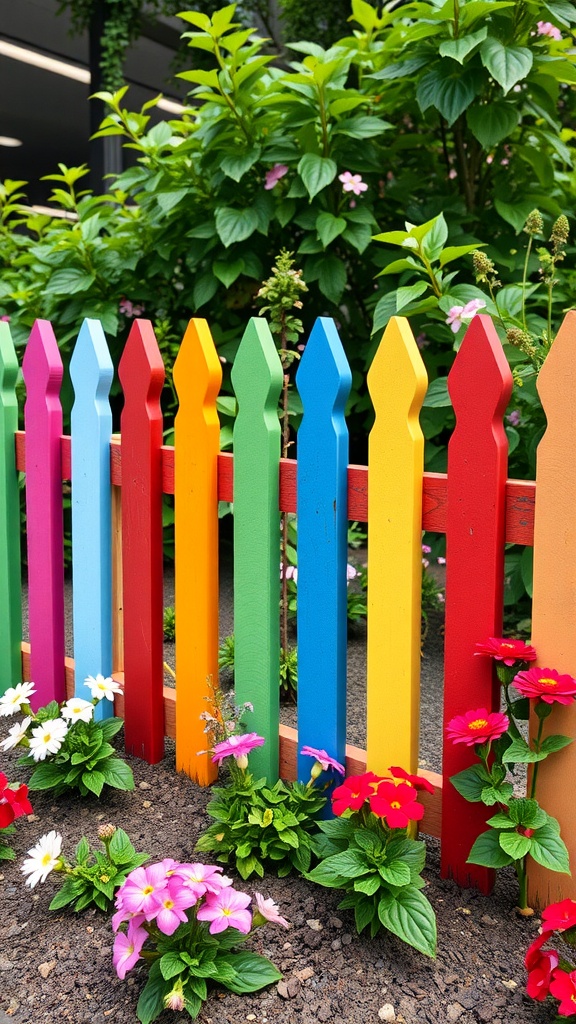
0, 321, 22, 693
173, 319, 222, 783
296, 318, 351, 783
366, 316, 427, 775
70, 319, 114, 718
231, 318, 283, 780
118, 320, 165, 764
529, 310, 576, 906
22, 321, 66, 710
441, 314, 512, 892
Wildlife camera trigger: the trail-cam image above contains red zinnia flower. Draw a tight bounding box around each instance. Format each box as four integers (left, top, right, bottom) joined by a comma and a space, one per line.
331, 773, 381, 816
369, 781, 424, 828
512, 667, 576, 705
475, 637, 537, 665
389, 766, 435, 795
541, 899, 576, 933
446, 708, 509, 747
525, 933, 559, 1001
549, 969, 576, 1015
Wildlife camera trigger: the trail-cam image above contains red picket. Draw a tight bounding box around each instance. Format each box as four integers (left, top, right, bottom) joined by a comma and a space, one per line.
118, 319, 165, 763
441, 315, 513, 892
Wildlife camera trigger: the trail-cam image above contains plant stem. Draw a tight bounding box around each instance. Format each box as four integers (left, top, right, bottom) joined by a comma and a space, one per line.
516, 856, 529, 911
530, 716, 545, 800
522, 235, 533, 331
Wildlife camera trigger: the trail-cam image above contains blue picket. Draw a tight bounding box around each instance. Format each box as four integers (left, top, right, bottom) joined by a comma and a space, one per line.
70, 319, 114, 720
296, 317, 352, 784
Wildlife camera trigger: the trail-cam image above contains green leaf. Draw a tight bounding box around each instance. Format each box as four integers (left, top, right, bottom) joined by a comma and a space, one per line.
378, 888, 437, 957
499, 831, 532, 860
396, 281, 429, 312
99, 758, 134, 791
48, 878, 84, 911
109, 828, 137, 864
416, 65, 480, 125
220, 149, 261, 182
494, 198, 537, 233
449, 763, 491, 802
193, 272, 219, 309
136, 963, 168, 1024
213, 258, 245, 288
236, 854, 263, 880
306, 859, 349, 888
215, 206, 259, 247
378, 860, 412, 887
529, 824, 571, 874
319, 849, 369, 878
317, 255, 346, 304
540, 734, 574, 755
297, 153, 337, 199
217, 952, 282, 994
467, 829, 514, 868
439, 27, 488, 63
466, 101, 518, 148
342, 221, 372, 254
316, 212, 347, 247
354, 874, 381, 896
27, 762, 67, 791
480, 782, 514, 806
543, 1, 576, 26
160, 952, 187, 981
81, 770, 105, 796
354, 896, 376, 933
502, 737, 544, 764
98, 716, 124, 741
155, 189, 188, 215
480, 38, 533, 94
423, 376, 451, 409
75, 836, 90, 864
333, 116, 391, 139
440, 244, 485, 267
49, 267, 96, 295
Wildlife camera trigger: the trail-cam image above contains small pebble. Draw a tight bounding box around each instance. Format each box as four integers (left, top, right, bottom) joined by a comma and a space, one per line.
378, 1005, 396, 1022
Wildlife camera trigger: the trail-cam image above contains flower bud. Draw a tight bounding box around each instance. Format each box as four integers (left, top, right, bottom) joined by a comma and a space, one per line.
98, 823, 116, 841
310, 760, 323, 781
524, 209, 543, 236
235, 754, 249, 770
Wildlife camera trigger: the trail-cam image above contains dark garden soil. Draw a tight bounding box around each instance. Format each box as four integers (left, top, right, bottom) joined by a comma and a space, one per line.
2, 550, 555, 1024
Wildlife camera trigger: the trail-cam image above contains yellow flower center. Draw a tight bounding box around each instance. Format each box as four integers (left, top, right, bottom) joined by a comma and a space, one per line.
390, 801, 401, 810
469, 718, 488, 730
222, 908, 232, 916
539, 677, 557, 687
41, 852, 53, 866
143, 885, 154, 896
501, 643, 515, 649
43, 733, 52, 743
163, 899, 174, 910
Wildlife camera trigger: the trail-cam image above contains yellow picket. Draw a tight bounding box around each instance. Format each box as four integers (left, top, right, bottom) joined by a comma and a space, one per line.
366, 316, 427, 776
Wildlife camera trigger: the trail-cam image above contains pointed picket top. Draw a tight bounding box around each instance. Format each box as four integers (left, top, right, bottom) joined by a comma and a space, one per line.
441, 312, 512, 893
70, 319, 114, 718
296, 317, 352, 785
366, 316, 427, 776
22, 319, 65, 710
231, 317, 283, 780
0, 320, 22, 693
173, 318, 222, 783
297, 316, 352, 418
448, 313, 512, 426
529, 310, 576, 905
118, 318, 165, 406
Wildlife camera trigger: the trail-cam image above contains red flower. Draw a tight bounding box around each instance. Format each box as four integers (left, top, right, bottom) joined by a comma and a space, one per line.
0, 775, 32, 829
369, 781, 424, 828
525, 933, 559, 1001
512, 667, 576, 705
541, 899, 576, 933
475, 637, 537, 665
331, 773, 381, 816
446, 708, 509, 747
389, 765, 435, 795
549, 969, 576, 1015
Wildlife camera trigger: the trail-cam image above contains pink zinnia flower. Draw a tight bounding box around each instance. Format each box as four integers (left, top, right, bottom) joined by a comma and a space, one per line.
211, 732, 265, 764
369, 780, 425, 828
475, 637, 537, 665
113, 922, 147, 979
338, 171, 368, 196
541, 898, 576, 933
537, 20, 562, 40
445, 298, 486, 333
446, 708, 509, 746
253, 892, 289, 928
389, 765, 435, 795
197, 886, 252, 934
512, 666, 576, 705
300, 745, 345, 775
264, 164, 288, 190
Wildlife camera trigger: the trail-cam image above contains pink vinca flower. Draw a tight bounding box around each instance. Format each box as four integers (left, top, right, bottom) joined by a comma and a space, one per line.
537, 20, 562, 40
300, 745, 346, 775
445, 298, 486, 333
264, 164, 288, 190
154, 878, 198, 936
253, 892, 290, 928
338, 171, 368, 196
507, 410, 521, 427
118, 863, 169, 916
197, 886, 252, 934
113, 922, 147, 980
173, 861, 232, 898
211, 732, 265, 765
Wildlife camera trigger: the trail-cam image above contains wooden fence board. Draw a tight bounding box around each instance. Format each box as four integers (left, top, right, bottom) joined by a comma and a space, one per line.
0, 321, 22, 693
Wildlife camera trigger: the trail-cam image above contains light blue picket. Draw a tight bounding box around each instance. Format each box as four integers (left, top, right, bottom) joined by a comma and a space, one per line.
70, 319, 114, 720
0, 321, 22, 693
231, 318, 283, 780
296, 318, 352, 783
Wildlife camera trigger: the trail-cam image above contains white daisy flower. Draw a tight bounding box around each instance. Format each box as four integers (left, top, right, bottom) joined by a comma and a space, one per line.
0, 716, 31, 751
61, 698, 94, 724
84, 674, 123, 702
28, 719, 68, 761
21, 831, 63, 887
0, 682, 36, 717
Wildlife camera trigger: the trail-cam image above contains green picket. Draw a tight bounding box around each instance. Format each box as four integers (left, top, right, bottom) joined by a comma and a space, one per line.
0, 321, 22, 693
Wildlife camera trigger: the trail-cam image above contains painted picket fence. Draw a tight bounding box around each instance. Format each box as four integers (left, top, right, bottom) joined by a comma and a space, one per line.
1, 309, 576, 908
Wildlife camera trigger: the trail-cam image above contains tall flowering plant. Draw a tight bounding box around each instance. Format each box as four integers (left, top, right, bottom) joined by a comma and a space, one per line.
0, 771, 33, 860
195, 685, 338, 878
112, 859, 285, 1022
448, 638, 573, 912
1, 677, 134, 797
524, 898, 576, 1016
306, 768, 437, 957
